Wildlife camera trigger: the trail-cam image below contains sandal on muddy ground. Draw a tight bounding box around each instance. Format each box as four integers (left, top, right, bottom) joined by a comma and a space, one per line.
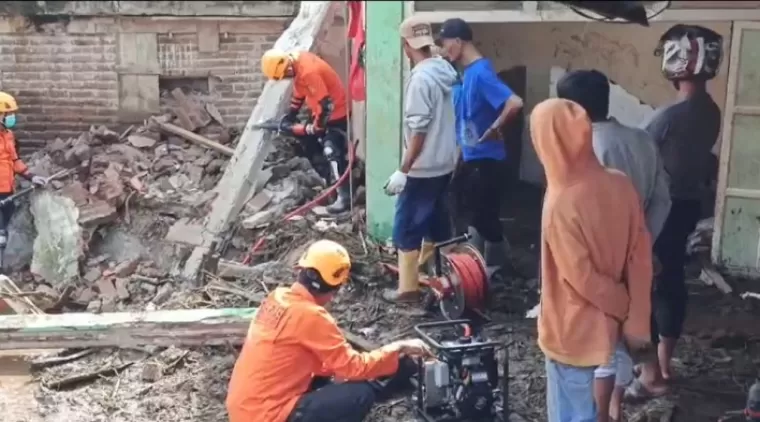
623, 378, 669, 403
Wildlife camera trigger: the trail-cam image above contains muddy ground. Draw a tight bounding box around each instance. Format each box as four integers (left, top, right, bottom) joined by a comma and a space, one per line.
1, 182, 758, 422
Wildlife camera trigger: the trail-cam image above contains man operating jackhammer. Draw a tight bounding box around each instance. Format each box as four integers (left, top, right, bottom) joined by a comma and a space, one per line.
0, 92, 47, 266
226, 239, 432, 422
260, 49, 352, 214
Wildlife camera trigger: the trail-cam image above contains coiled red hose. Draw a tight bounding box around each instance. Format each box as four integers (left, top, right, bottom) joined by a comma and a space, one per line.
242, 138, 357, 265
447, 252, 488, 312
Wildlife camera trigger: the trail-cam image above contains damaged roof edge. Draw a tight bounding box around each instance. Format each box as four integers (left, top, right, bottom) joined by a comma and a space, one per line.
0, 1, 299, 18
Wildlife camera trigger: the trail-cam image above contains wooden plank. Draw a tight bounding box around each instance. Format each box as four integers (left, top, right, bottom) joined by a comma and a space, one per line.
117, 33, 160, 74
197, 22, 220, 53
0, 308, 258, 350
119, 74, 160, 114
0, 307, 377, 352
182, 1, 340, 280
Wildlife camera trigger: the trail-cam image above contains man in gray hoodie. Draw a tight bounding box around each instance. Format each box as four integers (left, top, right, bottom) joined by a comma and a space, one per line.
557, 69, 671, 422
383, 16, 459, 303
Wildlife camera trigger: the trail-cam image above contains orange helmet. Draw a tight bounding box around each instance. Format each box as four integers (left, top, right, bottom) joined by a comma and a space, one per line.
0, 92, 18, 113
261, 49, 293, 81
298, 239, 351, 288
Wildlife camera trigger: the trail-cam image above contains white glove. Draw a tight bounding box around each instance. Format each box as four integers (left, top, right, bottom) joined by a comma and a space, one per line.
31, 175, 47, 187
383, 170, 407, 196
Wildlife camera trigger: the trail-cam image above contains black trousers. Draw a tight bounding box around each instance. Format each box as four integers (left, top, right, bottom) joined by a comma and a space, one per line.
297, 118, 349, 185
453, 158, 505, 242
0, 192, 14, 231
651, 198, 701, 343
287, 356, 417, 422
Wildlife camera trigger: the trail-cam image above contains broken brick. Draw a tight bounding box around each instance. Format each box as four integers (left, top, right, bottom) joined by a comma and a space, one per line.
78, 201, 118, 226
113, 259, 139, 278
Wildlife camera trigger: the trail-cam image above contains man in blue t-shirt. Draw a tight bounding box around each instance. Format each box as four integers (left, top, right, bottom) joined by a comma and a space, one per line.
437, 18, 524, 272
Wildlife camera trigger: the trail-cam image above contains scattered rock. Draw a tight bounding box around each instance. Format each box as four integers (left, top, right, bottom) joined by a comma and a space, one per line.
141, 361, 162, 383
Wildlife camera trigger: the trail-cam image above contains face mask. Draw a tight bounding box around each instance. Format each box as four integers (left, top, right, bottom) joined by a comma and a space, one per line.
4, 114, 16, 129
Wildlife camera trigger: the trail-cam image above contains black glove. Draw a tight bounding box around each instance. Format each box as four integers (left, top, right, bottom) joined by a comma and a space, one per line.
281, 111, 298, 126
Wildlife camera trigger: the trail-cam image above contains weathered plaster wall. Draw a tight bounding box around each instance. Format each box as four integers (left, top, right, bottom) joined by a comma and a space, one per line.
471, 21, 731, 185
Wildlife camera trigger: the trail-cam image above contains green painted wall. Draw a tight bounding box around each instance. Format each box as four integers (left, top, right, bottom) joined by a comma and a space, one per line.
715, 26, 760, 277
365, 1, 405, 241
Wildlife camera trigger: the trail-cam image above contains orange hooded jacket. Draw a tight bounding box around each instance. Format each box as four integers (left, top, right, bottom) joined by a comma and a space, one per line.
0, 128, 28, 193
531, 99, 652, 367
226, 283, 400, 422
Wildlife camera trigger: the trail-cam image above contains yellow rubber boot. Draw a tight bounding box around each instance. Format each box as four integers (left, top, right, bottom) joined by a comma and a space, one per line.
382, 250, 421, 303
418, 241, 436, 270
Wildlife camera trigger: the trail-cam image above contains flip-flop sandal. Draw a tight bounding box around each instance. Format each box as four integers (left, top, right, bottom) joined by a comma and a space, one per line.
623, 378, 668, 403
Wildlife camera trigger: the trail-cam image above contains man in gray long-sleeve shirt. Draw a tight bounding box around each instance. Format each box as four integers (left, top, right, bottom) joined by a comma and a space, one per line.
557, 69, 671, 422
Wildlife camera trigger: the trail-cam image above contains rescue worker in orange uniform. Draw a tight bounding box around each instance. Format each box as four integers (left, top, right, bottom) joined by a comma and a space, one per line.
261, 50, 351, 214
226, 239, 431, 422
0, 92, 46, 255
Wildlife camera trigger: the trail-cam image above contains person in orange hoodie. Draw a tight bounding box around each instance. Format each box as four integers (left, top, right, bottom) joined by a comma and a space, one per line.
226, 239, 431, 422
531, 99, 653, 422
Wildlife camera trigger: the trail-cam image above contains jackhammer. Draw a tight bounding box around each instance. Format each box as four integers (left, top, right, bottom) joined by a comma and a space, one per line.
252, 118, 347, 188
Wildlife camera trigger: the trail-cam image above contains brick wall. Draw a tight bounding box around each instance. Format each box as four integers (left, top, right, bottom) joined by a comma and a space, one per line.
0, 17, 286, 153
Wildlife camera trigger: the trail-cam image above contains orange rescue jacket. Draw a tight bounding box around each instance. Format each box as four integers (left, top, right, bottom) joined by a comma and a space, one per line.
226, 283, 400, 422
0, 129, 28, 193
289, 51, 348, 132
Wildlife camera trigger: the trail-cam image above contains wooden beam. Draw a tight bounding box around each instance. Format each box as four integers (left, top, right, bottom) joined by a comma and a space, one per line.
0, 308, 258, 350
182, 1, 341, 281
0, 307, 377, 352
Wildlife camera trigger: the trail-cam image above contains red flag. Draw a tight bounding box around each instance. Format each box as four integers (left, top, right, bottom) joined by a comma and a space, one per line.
347, 1, 366, 102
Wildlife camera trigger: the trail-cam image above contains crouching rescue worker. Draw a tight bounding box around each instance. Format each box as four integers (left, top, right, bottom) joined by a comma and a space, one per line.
531, 99, 653, 422
226, 239, 432, 422
260, 49, 351, 214
0, 92, 46, 254
382, 17, 458, 303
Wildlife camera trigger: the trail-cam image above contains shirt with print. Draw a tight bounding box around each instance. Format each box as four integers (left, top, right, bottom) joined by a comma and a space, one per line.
454, 58, 514, 162
641, 90, 721, 200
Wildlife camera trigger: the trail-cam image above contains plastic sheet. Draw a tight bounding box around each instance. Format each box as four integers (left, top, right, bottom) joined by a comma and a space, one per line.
29, 191, 83, 284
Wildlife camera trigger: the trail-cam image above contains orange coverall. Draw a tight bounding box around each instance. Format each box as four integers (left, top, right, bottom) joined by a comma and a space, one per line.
226, 283, 400, 422
0, 128, 28, 194
289, 51, 348, 134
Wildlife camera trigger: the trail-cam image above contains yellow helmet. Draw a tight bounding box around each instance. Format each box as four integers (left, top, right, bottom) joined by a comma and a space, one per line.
0, 92, 18, 113
261, 49, 293, 81
298, 239, 351, 288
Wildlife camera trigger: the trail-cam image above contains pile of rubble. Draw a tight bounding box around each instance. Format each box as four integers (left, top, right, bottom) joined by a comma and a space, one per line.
6, 88, 340, 315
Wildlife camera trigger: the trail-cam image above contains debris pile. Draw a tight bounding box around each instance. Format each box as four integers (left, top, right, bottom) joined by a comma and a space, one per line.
9, 88, 337, 314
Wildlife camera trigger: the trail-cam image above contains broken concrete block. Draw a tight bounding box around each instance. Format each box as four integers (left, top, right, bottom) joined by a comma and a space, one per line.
153, 157, 179, 173
152, 283, 173, 305
114, 278, 131, 301
165, 218, 205, 246
83, 267, 102, 283
73, 287, 97, 305
86, 299, 102, 313
141, 283, 157, 294
95, 278, 117, 300
245, 190, 273, 214
90, 125, 120, 143
78, 201, 118, 226
241, 209, 278, 229
30, 191, 83, 285
141, 362, 162, 383
128, 134, 157, 149
113, 259, 139, 278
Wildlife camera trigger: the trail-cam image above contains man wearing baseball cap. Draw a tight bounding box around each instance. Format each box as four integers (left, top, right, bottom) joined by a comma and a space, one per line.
383, 16, 459, 303
437, 18, 523, 275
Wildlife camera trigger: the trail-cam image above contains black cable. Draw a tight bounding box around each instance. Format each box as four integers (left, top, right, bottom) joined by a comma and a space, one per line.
568, 1, 672, 24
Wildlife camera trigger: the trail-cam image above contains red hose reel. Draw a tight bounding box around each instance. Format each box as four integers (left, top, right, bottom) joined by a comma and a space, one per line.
424, 239, 489, 320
